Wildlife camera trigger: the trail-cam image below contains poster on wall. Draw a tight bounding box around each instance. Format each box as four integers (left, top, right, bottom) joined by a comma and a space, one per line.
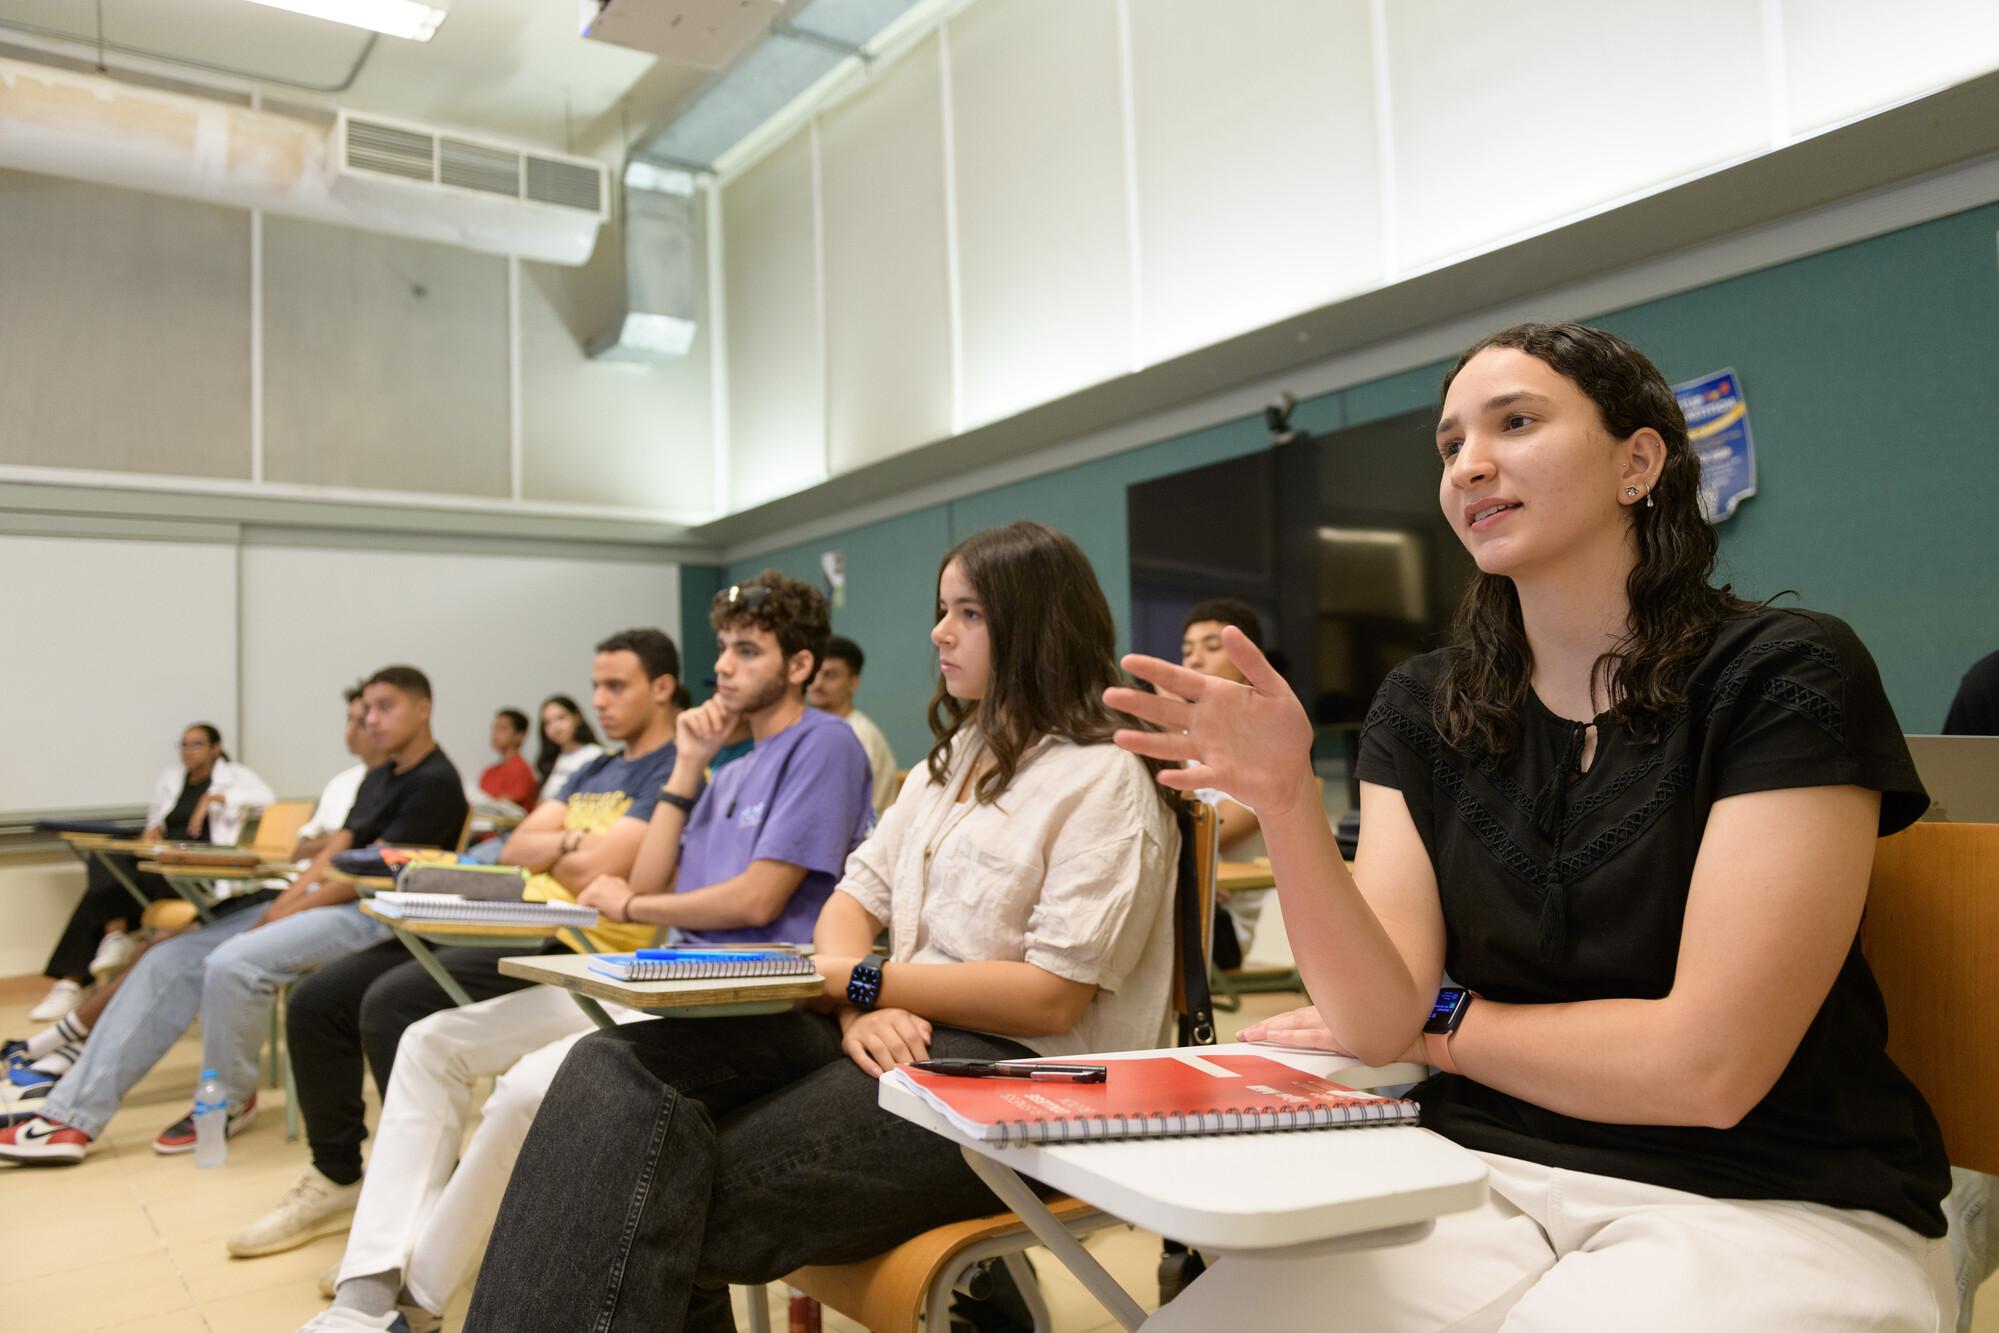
821, 550, 846, 609
1672, 368, 1756, 522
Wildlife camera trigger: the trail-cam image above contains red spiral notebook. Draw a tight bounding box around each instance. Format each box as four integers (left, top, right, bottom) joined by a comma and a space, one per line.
884, 1052, 1419, 1145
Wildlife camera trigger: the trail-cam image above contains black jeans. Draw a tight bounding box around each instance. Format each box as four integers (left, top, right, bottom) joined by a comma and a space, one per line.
44, 855, 174, 980
286, 942, 536, 1183
464, 1013, 1037, 1333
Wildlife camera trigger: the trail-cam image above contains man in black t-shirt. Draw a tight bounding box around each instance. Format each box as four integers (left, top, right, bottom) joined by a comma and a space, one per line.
2, 666, 468, 1167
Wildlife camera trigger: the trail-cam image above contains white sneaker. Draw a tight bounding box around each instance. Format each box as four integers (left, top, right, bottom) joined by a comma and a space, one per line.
27, 980, 85, 1023
89, 931, 138, 979
226, 1166, 361, 1257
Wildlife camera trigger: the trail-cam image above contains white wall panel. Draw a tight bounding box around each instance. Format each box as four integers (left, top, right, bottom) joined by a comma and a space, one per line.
1129, 0, 1384, 364
241, 544, 681, 799
723, 132, 825, 511
0, 534, 238, 813
820, 33, 955, 472
520, 215, 715, 515
1385, 1, 1770, 270
1782, 0, 1999, 136
948, 0, 1133, 429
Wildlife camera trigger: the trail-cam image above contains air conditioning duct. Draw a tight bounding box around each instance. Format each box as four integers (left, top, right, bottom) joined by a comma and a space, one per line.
0, 56, 607, 266
588, 164, 699, 363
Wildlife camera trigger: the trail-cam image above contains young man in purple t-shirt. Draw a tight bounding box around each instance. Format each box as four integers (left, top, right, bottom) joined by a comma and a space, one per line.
578, 571, 874, 942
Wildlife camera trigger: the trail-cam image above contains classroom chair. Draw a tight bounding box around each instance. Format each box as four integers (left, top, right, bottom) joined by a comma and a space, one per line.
755, 799, 1220, 1333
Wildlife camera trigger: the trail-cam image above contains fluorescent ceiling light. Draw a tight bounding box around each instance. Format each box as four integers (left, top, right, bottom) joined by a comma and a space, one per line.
246, 0, 449, 42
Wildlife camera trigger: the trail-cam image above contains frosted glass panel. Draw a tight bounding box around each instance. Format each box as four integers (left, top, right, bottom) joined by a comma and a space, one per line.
1386, 1, 1770, 270
264, 217, 511, 497
949, 0, 1132, 428
520, 212, 715, 516
820, 33, 954, 471
1129, 0, 1383, 363
1783, 0, 1999, 135
0, 171, 250, 479
724, 132, 825, 510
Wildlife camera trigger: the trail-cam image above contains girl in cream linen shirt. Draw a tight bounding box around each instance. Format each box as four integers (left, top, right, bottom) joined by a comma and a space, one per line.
836, 726, 1179, 1058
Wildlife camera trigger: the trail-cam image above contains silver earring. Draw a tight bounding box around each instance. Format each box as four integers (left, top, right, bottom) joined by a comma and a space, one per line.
1645, 492, 1654, 509
1623, 486, 1639, 498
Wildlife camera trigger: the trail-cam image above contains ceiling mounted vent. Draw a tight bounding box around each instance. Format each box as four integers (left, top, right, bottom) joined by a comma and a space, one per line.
336, 112, 607, 219
439, 139, 521, 197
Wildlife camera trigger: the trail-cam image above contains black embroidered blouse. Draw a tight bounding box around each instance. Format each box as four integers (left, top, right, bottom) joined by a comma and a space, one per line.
1355, 606, 1950, 1236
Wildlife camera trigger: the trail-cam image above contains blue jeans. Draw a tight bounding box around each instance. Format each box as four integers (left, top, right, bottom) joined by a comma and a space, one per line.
464, 1012, 1036, 1333
41, 897, 391, 1138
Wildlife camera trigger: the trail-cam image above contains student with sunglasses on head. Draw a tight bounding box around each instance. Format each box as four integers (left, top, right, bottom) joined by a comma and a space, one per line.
461, 521, 1179, 1332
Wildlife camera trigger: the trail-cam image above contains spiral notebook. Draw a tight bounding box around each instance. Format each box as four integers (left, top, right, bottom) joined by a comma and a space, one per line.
368, 892, 598, 929
587, 949, 818, 981
885, 1052, 1420, 1146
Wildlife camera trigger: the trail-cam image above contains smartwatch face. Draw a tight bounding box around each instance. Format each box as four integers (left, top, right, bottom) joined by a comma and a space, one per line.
1424, 988, 1469, 1034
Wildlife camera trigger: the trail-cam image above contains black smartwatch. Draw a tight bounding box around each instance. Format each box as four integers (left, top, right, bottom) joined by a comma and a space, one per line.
846, 954, 888, 1011
1424, 987, 1471, 1035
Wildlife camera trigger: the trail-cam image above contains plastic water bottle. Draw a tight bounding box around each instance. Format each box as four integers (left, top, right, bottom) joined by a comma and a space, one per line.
193, 1068, 228, 1168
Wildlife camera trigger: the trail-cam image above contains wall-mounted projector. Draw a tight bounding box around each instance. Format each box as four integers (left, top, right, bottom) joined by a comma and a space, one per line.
580, 0, 785, 69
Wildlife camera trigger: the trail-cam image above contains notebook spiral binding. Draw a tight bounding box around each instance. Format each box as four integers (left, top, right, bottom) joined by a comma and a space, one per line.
993, 1096, 1418, 1146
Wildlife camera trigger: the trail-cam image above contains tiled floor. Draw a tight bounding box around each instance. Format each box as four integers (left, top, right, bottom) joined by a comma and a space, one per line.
0, 974, 1301, 1332
7, 971, 1994, 1333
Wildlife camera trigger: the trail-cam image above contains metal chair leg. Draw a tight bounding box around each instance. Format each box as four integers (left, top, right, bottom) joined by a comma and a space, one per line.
743, 1284, 772, 1333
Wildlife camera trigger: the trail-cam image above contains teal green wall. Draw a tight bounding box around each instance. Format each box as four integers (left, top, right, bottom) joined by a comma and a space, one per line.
693, 200, 1999, 761
678, 563, 723, 704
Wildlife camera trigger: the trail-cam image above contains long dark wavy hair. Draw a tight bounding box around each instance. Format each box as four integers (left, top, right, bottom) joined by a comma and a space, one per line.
926, 521, 1159, 804
1433, 323, 1759, 754
534, 695, 598, 785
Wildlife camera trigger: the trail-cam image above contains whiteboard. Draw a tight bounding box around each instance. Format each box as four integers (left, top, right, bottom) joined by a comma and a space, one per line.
0, 533, 239, 814
240, 543, 682, 800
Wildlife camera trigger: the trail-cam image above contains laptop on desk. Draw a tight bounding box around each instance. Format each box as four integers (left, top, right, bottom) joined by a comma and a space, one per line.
1904, 735, 1999, 823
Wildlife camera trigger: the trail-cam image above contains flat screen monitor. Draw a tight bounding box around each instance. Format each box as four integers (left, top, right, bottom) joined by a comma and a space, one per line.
1127, 408, 1477, 796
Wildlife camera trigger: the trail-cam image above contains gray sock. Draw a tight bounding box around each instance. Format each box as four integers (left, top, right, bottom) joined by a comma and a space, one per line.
332, 1269, 400, 1319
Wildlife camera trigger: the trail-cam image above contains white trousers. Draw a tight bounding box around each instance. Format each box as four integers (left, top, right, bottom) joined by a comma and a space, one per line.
335, 985, 646, 1314
1147, 1149, 1956, 1333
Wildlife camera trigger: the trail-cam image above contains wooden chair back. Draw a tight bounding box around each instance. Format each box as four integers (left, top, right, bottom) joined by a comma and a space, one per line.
1171, 799, 1218, 1032
247, 800, 315, 858
1859, 820, 1999, 1175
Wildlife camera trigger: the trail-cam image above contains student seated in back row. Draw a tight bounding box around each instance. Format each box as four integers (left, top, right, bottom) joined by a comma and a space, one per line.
808, 633, 901, 814
5, 693, 373, 1109
293, 577, 874, 1332
229, 629, 691, 1275
0, 666, 469, 1166
460, 520, 1179, 1331
1177, 599, 1272, 969
1110, 323, 1953, 1330
30, 723, 275, 1023
475, 708, 540, 813
532, 693, 603, 806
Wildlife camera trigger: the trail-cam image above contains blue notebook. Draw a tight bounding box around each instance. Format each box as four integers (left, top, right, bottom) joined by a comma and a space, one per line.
586, 949, 818, 981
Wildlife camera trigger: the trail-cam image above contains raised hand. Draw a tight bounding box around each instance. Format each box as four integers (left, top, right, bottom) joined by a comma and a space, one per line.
1103, 626, 1316, 817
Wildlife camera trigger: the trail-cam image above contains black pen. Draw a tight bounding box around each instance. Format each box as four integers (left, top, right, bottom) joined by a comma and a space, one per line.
910, 1058, 1108, 1083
